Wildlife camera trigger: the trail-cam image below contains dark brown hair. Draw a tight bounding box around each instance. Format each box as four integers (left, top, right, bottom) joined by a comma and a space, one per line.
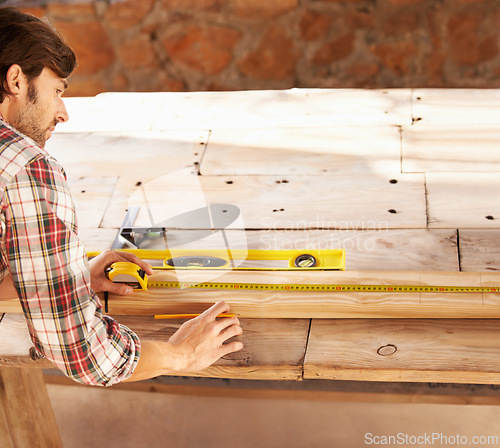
0, 7, 77, 102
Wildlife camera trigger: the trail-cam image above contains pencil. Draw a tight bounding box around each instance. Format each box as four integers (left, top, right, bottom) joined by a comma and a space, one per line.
154, 313, 236, 320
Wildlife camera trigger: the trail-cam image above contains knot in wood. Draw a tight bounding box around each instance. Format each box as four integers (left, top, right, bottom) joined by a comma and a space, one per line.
29, 347, 45, 361
377, 344, 397, 356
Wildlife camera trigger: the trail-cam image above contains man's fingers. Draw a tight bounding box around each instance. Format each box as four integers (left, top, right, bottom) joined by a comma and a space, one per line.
214, 316, 240, 334
93, 249, 154, 276
218, 323, 243, 342
103, 279, 133, 296
201, 301, 231, 320
115, 251, 154, 275
219, 341, 244, 357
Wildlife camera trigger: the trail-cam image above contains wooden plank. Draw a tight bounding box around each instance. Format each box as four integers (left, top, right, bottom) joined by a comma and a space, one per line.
0, 313, 308, 380
3, 269, 498, 318
426, 173, 500, 228
402, 125, 500, 172
152, 89, 412, 130
44, 373, 500, 406
0, 314, 32, 357
55, 94, 167, 133
412, 89, 500, 125
46, 130, 208, 179
480, 272, 500, 307
0, 314, 52, 368
116, 316, 309, 380
459, 230, 500, 272
101, 173, 426, 230
0, 367, 63, 447
101, 172, 210, 229
240, 229, 459, 271
78, 228, 118, 252
304, 319, 500, 384
100, 269, 500, 318
69, 177, 116, 229
202, 127, 401, 175
140, 228, 458, 271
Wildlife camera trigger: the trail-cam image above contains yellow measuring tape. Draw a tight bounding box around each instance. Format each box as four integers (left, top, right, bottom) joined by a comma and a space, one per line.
146, 281, 498, 293
106, 263, 498, 294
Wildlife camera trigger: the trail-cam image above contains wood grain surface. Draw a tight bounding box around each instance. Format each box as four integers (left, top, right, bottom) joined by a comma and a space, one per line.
304, 319, 500, 384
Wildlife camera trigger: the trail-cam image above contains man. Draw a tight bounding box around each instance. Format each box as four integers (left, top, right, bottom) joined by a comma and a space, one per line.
0, 7, 243, 386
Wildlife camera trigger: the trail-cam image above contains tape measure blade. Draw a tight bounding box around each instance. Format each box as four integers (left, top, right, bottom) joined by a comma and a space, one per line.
147, 281, 496, 293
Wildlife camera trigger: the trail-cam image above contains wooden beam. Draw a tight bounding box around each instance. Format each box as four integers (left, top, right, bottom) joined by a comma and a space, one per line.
0, 313, 309, 380
116, 316, 309, 380
43, 373, 500, 406
0, 367, 63, 447
0, 314, 52, 369
304, 319, 500, 384
1, 270, 499, 318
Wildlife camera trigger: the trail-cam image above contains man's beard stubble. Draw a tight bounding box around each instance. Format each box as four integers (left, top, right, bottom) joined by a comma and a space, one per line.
12, 83, 54, 148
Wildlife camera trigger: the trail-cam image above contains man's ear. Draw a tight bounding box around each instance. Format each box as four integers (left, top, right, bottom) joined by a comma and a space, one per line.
4, 64, 28, 97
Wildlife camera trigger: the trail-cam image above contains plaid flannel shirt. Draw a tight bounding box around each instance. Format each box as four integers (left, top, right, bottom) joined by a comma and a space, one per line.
0, 115, 140, 386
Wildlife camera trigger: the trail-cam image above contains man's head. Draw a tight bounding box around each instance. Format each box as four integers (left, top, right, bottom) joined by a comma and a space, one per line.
0, 7, 76, 147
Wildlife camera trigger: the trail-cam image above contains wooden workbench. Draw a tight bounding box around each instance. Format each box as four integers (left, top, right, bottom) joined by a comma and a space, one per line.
2, 88, 500, 385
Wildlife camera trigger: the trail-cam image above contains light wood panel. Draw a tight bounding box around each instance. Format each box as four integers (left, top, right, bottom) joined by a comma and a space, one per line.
152, 89, 412, 130
402, 125, 500, 172
69, 177, 116, 229
75, 227, 460, 272
101, 173, 426, 230
202, 127, 401, 175
459, 230, 500, 272
304, 319, 500, 384
426, 173, 500, 228
140, 228, 458, 271
100, 172, 209, 229
78, 228, 119, 252
239, 229, 459, 271
56, 94, 167, 133
46, 130, 207, 179
412, 89, 500, 125
3, 270, 498, 318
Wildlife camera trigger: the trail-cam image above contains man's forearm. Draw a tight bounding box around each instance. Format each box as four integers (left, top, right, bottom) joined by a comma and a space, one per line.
123, 340, 184, 382
0, 274, 17, 300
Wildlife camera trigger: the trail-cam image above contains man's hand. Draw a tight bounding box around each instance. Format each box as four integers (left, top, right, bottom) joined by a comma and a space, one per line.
88, 250, 154, 295
125, 301, 244, 381
167, 301, 244, 372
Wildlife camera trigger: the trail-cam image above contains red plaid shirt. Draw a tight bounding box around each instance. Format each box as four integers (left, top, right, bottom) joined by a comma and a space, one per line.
0, 115, 140, 386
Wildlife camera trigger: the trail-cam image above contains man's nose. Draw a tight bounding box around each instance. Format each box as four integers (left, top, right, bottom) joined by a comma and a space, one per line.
56, 98, 69, 123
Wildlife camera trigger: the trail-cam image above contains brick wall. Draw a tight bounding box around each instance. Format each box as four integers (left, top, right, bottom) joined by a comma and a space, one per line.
20, 0, 500, 96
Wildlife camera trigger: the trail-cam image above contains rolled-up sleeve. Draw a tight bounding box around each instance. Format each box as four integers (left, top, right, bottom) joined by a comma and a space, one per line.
2, 156, 140, 386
